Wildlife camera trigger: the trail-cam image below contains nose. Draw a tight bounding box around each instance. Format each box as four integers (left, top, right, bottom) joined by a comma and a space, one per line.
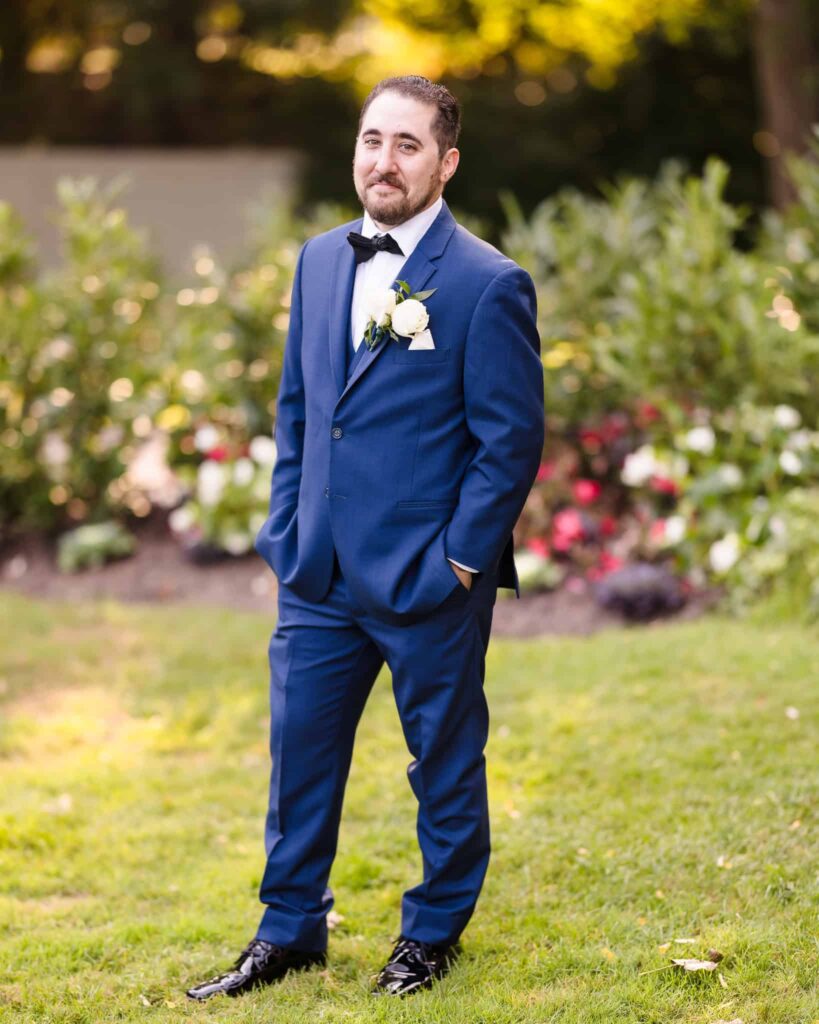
374, 144, 398, 175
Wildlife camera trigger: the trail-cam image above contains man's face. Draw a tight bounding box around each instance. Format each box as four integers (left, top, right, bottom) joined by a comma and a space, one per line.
353, 90, 459, 227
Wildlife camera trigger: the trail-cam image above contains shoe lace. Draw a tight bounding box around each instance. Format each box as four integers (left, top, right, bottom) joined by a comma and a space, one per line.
390, 936, 434, 967
234, 938, 284, 971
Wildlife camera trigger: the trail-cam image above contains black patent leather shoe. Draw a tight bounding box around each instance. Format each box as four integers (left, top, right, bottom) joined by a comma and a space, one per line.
185, 938, 326, 1000
372, 935, 461, 996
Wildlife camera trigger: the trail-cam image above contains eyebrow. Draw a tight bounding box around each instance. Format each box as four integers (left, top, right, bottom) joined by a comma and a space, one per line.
360, 128, 424, 147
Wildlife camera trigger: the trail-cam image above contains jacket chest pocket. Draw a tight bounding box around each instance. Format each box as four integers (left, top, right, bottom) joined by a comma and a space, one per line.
392, 346, 451, 365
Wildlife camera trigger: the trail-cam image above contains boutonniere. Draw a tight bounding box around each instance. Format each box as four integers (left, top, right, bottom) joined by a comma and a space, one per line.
361, 279, 437, 351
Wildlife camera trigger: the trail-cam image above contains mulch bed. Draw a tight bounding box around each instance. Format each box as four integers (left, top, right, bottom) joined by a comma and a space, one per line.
0, 517, 721, 637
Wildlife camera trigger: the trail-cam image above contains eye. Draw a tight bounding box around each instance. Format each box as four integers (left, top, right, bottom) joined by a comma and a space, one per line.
399, 143, 416, 152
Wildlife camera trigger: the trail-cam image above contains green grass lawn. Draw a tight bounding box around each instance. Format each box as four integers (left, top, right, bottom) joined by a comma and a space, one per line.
0, 591, 816, 1023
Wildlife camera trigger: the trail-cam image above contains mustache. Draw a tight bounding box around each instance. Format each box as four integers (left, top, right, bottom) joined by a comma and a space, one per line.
369, 178, 405, 190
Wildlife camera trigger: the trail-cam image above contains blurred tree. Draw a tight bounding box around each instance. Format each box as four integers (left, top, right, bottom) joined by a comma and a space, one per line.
750, 0, 818, 207
0, 0, 816, 223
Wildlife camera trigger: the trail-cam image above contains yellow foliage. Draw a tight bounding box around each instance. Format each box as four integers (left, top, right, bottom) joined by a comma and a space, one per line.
234, 0, 751, 90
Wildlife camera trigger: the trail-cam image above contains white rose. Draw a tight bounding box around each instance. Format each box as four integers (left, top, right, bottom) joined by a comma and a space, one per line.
194, 424, 220, 452
221, 531, 252, 556
40, 432, 71, 468
787, 429, 812, 451
709, 532, 741, 574
716, 463, 743, 488
391, 298, 429, 338
779, 450, 802, 475
197, 459, 226, 506
773, 404, 801, 430
664, 515, 687, 545
249, 435, 277, 465
620, 445, 659, 487
169, 503, 196, 533
684, 425, 715, 455
232, 457, 255, 487
364, 286, 397, 327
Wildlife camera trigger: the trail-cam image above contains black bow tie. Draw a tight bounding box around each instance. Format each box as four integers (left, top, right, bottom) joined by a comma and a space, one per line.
347, 231, 404, 265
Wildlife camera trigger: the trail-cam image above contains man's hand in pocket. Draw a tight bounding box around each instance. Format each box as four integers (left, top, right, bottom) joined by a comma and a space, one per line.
448, 559, 473, 591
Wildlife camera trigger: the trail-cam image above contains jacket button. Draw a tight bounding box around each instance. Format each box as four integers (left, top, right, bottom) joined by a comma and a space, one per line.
324, 486, 329, 496
331, 426, 343, 439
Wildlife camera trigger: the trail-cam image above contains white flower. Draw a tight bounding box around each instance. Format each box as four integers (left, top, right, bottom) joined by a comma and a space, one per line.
787, 429, 812, 452
716, 463, 743, 488
769, 515, 788, 539
169, 504, 196, 533
194, 424, 220, 452
249, 435, 277, 465
221, 531, 252, 555
232, 457, 255, 487
664, 515, 687, 545
391, 298, 429, 338
40, 432, 71, 467
364, 286, 397, 328
779, 450, 802, 475
773, 404, 801, 430
684, 426, 716, 455
197, 459, 227, 506
621, 445, 660, 487
709, 532, 741, 574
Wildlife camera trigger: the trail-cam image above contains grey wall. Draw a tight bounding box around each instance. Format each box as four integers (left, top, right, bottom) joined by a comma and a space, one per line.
0, 146, 303, 281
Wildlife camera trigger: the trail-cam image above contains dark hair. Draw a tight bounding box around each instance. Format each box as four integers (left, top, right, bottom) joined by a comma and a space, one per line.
357, 75, 461, 156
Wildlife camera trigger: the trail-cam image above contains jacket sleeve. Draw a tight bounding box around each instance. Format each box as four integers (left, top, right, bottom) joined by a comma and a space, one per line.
266, 238, 309, 515
444, 263, 545, 574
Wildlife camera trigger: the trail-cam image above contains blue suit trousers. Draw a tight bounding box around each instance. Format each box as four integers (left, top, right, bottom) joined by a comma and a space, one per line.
255, 554, 499, 951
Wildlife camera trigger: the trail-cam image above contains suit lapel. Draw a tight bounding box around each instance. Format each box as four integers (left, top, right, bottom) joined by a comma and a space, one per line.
328, 215, 362, 399
329, 199, 458, 406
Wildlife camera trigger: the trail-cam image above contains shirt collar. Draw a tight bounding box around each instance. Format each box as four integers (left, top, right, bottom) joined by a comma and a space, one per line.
360, 195, 443, 259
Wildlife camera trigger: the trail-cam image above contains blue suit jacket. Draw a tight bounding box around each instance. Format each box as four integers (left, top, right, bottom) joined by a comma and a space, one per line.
254, 199, 545, 625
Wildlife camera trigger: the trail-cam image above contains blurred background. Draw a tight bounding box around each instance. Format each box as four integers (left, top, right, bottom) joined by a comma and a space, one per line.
1, 0, 818, 626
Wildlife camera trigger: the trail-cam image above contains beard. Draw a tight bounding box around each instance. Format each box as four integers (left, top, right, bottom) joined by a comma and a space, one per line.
355, 171, 441, 227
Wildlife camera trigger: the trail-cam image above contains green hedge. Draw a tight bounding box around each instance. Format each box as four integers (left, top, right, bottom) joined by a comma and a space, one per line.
1, 142, 817, 615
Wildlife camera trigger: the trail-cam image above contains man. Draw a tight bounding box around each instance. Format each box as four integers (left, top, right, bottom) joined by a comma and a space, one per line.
186, 75, 544, 1000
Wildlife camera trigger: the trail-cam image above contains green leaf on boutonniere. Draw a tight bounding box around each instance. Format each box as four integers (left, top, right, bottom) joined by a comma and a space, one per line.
411, 288, 437, 301
395, 279, 411, 295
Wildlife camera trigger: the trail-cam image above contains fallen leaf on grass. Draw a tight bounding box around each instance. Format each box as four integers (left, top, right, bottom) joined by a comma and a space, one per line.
139, 995, 151, 1007
639, 949, 725, 977
600, 947, 617, 961
671, 958, 719, 972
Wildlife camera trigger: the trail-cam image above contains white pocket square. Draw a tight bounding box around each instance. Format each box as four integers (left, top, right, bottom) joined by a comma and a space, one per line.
408, 329, 436, 350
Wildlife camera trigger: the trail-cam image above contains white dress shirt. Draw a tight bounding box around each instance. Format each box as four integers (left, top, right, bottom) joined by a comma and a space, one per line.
349, 195, 478, 576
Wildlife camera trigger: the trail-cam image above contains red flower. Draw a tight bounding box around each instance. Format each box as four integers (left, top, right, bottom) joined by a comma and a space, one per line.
600, 413, 629, 443
635, 400, 661, 423
536, 460, 557, 483
600, 550, 623, 571
599, 515, 618, 537
206, 446, 230, 462
551, 508, 585, 551
649, 474, 679, 496
526, 537, 550, 558
649, 519, 666, 543
579, 429, 603, 452
572, 478, 602, 505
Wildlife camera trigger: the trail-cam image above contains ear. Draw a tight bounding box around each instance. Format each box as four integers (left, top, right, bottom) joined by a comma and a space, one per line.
440, 147, 460, 183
